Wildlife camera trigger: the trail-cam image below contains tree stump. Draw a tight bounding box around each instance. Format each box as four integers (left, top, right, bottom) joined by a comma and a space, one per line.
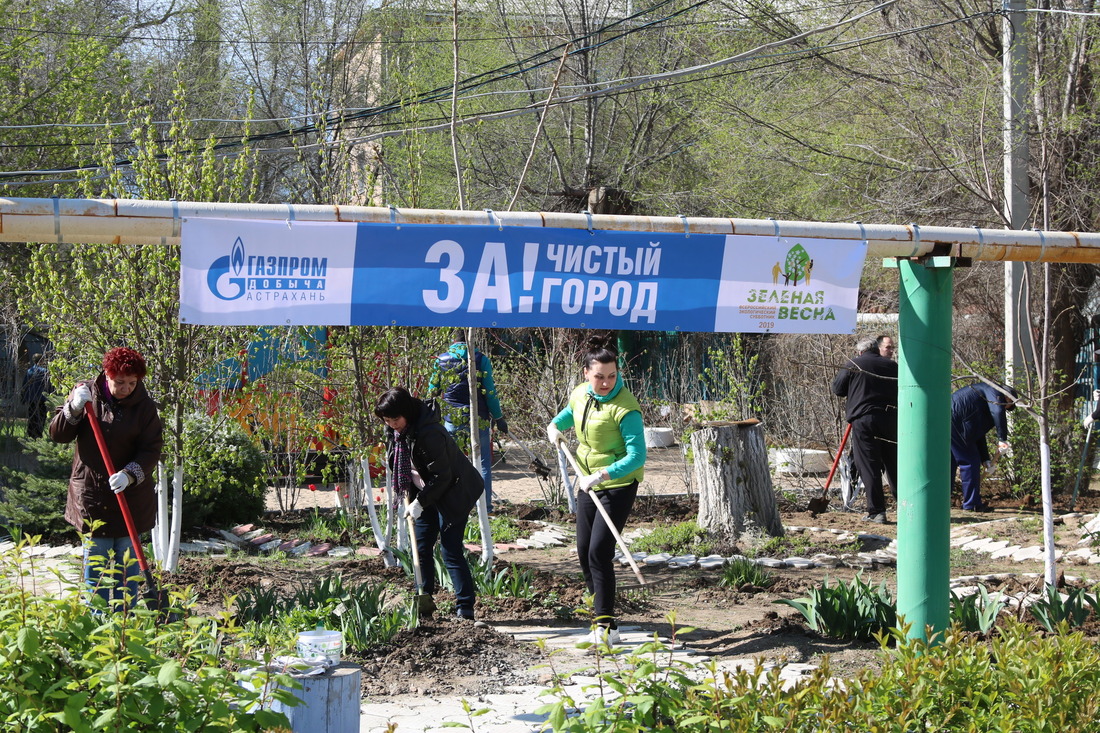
692, 422, 784, 542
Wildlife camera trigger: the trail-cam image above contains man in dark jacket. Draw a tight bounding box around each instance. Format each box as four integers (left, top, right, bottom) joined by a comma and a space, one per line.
832, 337, 898, 523
376, 387, 484, 621
951, 382, 1015, 512
20, 353, 51, 438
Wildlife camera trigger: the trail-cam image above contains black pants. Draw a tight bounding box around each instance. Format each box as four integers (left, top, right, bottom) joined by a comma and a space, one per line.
576, 481, 637, 624
850, 413, 897, 516
26, 400, 47, 439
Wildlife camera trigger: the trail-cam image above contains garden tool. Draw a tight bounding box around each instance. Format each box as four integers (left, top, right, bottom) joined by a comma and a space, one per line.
85, 406, 172, 616
404, 495, 437, 620
1072, 421, 1093, 511
808, 423, 852, 517
507, 433, 552, 479
557, 442, 645, 586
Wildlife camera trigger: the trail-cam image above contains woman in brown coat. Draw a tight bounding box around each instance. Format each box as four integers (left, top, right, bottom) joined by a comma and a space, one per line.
50, 347, 164, 609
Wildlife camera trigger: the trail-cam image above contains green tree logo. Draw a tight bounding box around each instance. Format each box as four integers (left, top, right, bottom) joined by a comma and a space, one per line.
784, 244, 811, 286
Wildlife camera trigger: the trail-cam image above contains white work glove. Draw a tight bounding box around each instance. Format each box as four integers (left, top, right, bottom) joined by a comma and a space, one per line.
997, 441, 1011, 456
108, 470, 133, 494
1093, 389, 1100, 402
546, 424, 563, 446
1085, 415, 1095, 429
577, 470, 606, 492
403, 499, 424, 520
70, 384, 92, 412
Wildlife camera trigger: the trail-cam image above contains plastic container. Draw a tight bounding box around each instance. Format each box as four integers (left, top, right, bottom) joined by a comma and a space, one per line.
297, 629, 342, 664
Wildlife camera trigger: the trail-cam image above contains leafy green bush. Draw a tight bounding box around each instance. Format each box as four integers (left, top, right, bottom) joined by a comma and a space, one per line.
718, 558, 774, 589
0, 536, 293, 731
177, 413, 266, 528
1004, 405, 1079, 500
0, 436, 79, 541
630, 521, 713, 555
538, 620, 1100, 731
465, 515, 523, 544
776, 574, 895, 640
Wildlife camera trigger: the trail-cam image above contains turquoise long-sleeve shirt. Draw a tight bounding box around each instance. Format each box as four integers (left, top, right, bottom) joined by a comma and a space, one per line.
551, 373, 646, 480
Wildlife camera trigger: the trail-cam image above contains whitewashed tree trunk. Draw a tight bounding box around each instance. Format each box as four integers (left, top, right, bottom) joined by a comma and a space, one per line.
165, 464, 183, 571
152, 461, 169, 562
693, 423, 783, 541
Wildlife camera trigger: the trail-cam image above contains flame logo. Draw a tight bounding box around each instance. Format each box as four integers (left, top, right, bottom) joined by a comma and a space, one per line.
231, 238, 245, 276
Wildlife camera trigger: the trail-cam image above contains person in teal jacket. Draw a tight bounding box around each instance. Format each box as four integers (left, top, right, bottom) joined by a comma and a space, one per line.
428, 330, 508, 510
547, 338, 646, 649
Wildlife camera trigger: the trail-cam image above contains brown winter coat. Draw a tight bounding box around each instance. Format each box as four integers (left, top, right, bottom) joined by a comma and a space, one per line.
50, 374, 164, 538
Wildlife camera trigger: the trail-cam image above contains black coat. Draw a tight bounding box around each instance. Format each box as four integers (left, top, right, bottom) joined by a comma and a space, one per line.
832, 351, 898, 422
385, 398, 483, 523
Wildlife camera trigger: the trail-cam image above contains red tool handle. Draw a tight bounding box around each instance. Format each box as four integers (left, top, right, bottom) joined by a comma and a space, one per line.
823, 423, 852, 491
85, 404, 153, 573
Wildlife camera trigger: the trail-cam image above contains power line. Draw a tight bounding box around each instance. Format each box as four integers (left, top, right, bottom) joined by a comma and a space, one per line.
0, 0, 874, 47
0, 4, 994, 183
0, 0, 705, 160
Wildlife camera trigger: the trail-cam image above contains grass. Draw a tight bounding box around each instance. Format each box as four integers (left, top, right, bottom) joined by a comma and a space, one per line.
630, 521, 714, 556
745, 532, 859, 559
949, 547, 989, 573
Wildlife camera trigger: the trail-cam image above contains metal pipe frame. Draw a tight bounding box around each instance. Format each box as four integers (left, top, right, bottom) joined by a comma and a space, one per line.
3, 197, 1100, 263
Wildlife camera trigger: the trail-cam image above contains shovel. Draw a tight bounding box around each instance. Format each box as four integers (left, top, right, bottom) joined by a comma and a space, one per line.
404, 495, 437, 620
557, 442, 645, 586
808, 423, 851, 517
85, 405, 171, 615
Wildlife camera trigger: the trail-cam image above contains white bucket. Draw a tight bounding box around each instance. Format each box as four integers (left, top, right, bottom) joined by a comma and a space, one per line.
297, 629, 342, 664
644, 427, 676, 448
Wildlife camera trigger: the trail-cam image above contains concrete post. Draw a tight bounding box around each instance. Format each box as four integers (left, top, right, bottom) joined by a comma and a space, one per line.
895, 257, 954, 642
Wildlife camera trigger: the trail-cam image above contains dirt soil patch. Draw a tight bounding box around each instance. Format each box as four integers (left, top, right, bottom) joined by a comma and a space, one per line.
164, 448, 1100, 703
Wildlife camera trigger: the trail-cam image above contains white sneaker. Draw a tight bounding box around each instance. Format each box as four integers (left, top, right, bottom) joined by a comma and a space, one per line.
584, 625, 621, 650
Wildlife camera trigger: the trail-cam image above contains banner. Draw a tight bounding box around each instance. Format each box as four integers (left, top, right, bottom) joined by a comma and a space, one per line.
180, 218, 866, 333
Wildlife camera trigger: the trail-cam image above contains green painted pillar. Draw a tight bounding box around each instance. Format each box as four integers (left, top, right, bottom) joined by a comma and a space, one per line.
895, 257, 954, 642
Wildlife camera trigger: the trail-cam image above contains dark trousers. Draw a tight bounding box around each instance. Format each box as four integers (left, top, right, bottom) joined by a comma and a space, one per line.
576, 481, 637, 624
950, 437, 985, 509
26, 399, 47, 438
415, 510, 475, 613
850, 413, 897, 516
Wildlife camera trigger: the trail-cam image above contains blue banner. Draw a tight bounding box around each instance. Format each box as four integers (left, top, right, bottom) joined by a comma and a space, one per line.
180, 218, 865, 333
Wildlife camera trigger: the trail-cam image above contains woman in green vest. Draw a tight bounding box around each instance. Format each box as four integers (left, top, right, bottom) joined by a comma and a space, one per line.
547, 337, 646, 649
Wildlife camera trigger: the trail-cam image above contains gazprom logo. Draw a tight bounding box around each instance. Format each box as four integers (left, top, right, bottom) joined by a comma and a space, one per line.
206, 237, 328, 303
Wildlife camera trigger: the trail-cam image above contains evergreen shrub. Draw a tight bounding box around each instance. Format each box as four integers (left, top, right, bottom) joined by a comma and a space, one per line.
0, 436, 76, 541
178, 413, 266, 528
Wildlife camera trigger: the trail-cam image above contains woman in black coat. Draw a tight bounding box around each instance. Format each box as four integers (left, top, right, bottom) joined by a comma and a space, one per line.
375, 386, 484, 620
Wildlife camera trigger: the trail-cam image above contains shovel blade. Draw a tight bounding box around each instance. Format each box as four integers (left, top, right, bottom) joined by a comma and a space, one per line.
416, 593, 437, 617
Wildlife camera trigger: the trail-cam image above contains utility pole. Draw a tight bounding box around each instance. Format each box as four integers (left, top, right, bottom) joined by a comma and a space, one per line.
1004, 0, 1032, 384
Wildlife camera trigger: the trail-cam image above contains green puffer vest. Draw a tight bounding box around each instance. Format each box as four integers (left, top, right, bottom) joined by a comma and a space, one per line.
568, 383, 644, 490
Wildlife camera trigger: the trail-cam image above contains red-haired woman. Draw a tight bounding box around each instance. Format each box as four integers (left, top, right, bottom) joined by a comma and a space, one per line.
50, 347, 164, 609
